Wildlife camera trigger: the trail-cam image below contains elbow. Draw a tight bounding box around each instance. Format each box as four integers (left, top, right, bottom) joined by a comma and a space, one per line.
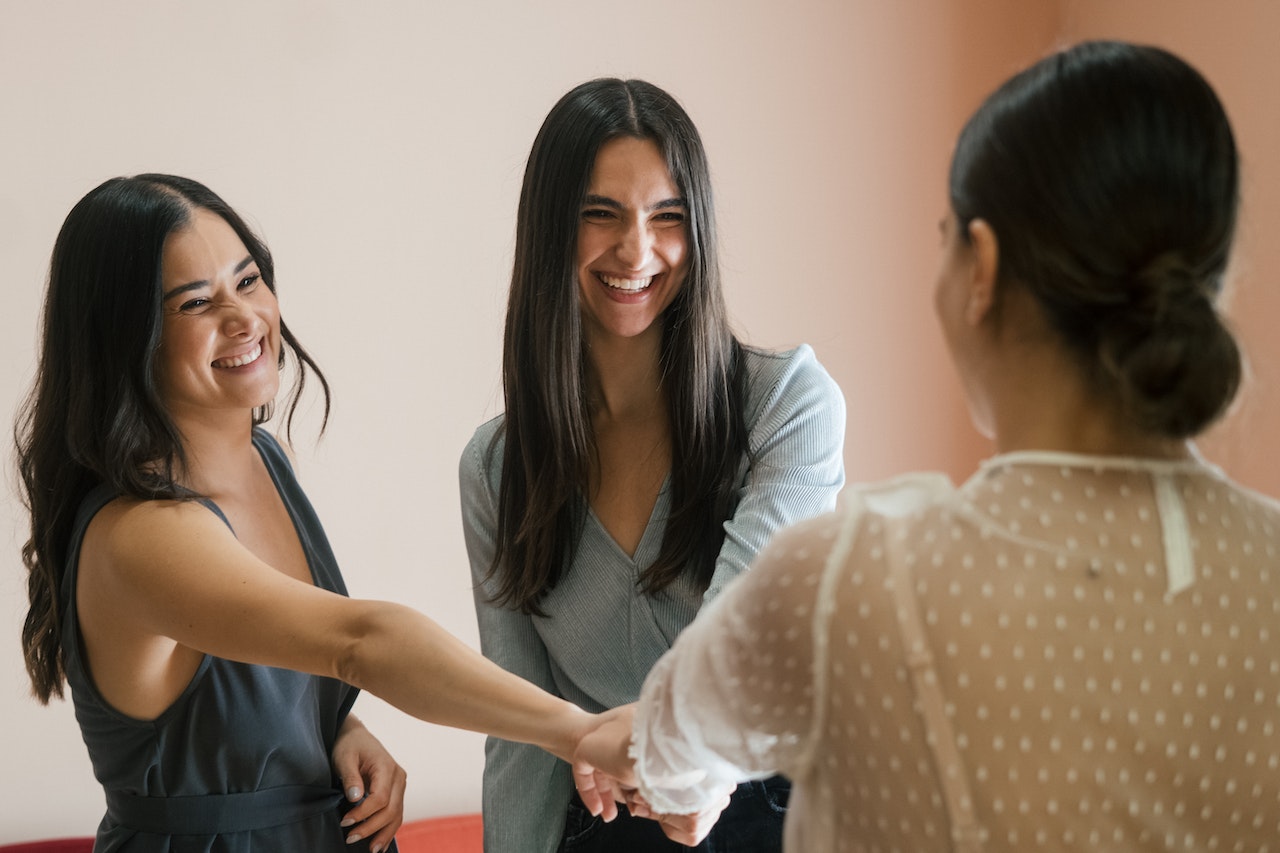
330, 599, 423, 691
332, 600, 384, 688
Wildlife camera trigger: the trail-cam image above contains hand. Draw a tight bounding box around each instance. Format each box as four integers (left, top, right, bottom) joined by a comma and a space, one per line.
621, 783, 733, 846
332, 715, 407, 853
571, 704, 638, 820
647, 794, 734, 847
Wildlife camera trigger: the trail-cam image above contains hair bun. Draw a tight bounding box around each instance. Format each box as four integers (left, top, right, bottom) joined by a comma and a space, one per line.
949, 41, 1242, 439
1097, 251, 1240, 437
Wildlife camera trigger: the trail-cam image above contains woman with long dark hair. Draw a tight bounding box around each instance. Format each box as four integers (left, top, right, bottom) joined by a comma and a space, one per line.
461, 80, 847, 850
17, 174, 617, 852
574, 41, 1280, 851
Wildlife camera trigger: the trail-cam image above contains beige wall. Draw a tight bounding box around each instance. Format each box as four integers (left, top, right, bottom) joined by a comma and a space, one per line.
1, 1, 1275, 841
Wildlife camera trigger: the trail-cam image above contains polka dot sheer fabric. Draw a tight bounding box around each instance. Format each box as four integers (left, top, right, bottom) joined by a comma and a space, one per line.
631, 452, 1280, 851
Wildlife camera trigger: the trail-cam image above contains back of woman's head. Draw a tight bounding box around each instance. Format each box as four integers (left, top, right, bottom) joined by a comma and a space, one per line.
950, 40, 1241, 438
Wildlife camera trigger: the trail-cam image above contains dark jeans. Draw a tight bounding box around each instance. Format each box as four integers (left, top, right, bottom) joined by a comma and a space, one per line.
559, 776, 789, 852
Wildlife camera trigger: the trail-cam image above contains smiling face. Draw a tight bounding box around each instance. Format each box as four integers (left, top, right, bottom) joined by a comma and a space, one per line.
576, 136, 690, 344
154, 208, 281, 425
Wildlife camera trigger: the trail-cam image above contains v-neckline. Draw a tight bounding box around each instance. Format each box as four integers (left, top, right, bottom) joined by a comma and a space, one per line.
585, 472, 671, 564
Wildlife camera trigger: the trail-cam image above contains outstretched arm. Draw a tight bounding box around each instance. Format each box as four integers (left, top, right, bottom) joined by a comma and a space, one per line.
80, 497, 596, 760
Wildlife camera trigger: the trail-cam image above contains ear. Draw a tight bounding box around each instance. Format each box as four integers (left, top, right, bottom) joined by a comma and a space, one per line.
964, 218, 1000, 325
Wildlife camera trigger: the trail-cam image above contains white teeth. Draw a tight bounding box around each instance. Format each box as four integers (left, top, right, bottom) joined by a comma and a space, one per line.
213, 343, 262, 369
601, 274, 653, 292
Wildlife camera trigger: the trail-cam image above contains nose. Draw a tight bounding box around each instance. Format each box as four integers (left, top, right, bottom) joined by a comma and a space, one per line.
615, 219, 655, 271
221, 296, 262, 339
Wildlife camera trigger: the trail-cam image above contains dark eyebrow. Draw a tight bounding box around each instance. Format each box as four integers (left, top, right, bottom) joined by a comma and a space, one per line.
582, 194, 688, 212
162, 255, 256, 301
582, 194, 623, 210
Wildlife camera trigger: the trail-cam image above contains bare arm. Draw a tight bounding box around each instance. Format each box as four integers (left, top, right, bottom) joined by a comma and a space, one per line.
80, 497, 593, 760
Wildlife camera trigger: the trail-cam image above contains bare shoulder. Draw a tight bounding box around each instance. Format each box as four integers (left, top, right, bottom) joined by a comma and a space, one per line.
84, 496, 233, 584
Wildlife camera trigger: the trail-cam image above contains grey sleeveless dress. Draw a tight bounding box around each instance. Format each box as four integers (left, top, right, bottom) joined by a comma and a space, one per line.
61, 429, 396, 852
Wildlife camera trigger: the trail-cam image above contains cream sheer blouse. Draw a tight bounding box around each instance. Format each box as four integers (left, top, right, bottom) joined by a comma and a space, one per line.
631, 452, 1280, 851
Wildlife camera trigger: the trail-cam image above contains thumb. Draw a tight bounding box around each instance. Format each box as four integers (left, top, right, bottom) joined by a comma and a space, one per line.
333, 753, 365, 802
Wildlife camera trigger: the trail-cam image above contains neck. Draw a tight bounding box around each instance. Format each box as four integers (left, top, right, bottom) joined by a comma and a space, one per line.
584, 323, 667, 422
166, 409, 263, 496
974, 289, 1192, 461
985, 346, 1192, 461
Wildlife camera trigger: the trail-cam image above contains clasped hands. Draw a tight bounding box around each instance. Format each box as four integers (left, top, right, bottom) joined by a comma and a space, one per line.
570, 704, 734, 847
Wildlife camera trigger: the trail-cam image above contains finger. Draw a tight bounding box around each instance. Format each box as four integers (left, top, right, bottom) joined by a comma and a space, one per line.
659, 821, 699, 847
664, 817, 710, 847
571, 761, 608, 818
622, 787, 650, 818
594, 773, 621, 823
339, 781, 377, 827
332, 754, 365, 806
336, 775, 365, 828
360, 768, 407, 853
345, 766, 407, 850
340, 758, 400, 825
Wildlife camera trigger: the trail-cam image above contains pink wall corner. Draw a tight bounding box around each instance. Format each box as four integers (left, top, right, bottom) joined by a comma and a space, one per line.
867, 0, 1066, 485
915, 1, 1280, 492
1056, 0, 1280, 494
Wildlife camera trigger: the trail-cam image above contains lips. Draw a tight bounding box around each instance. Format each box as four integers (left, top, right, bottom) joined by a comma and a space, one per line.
211, 341, 263, 369
600, 274, 654, 292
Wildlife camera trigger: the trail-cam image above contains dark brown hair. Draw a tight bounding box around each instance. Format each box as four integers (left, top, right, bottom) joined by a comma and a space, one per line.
950, 41, 1241, 438
489, 79, 747, 614
16, 174, 329, 702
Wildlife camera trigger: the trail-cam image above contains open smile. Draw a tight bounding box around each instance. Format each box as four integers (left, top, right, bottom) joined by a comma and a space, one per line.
598, 273, 656, 293
211, 340, 264, 369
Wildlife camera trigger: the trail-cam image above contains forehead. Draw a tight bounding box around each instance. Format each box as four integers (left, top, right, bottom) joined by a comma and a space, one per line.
587, 136, 680, 200
161, 209, 251, 285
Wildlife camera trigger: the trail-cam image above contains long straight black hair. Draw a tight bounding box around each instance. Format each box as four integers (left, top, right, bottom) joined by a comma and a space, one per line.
16, 174, 330, 703
489, 79, 748, 614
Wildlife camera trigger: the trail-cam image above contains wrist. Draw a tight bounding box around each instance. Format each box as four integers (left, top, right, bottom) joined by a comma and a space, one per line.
543, 703, 594, 763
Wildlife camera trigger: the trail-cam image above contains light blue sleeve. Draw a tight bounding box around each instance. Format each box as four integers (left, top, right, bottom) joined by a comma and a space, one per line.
703, 345, 847, 602
459, 427, 570, 853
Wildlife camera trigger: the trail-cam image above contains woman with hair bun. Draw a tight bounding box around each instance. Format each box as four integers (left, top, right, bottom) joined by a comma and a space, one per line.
573, 42, 1280, 851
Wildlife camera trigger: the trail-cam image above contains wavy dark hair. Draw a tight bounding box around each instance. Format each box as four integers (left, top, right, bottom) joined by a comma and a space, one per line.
950, 41, 1241, 438
489, 78, 748, 614
16, 174, 330, 703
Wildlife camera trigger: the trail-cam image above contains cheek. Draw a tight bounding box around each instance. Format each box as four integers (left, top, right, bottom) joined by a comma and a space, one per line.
575, 227, 601, 269
933, 274, 953, 334
257, 290, 283, 332
152, 327, 193, 397
932, 256, 967, 338
662, 232, 691, 277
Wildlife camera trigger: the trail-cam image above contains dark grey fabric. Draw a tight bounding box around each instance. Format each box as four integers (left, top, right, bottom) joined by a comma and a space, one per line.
60, 428, 384, 852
